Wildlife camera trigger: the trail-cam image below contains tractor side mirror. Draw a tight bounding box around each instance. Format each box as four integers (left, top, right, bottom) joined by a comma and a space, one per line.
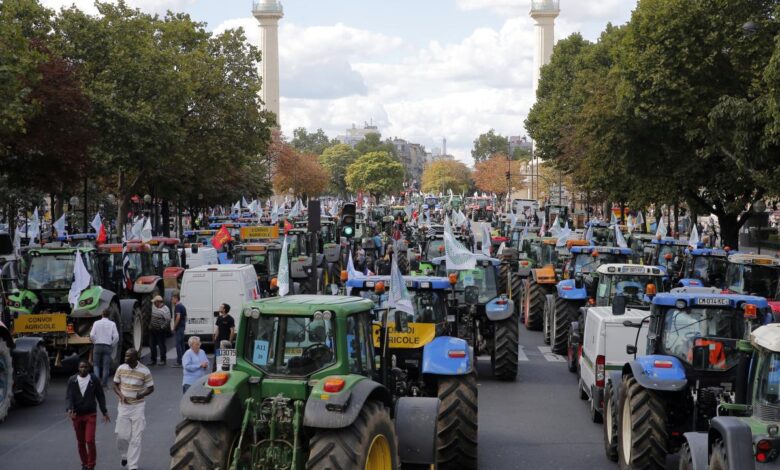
612, 295, 627, 316
626, 344, 637, 355
464, 285, 480, 305
394, 310, 410, 333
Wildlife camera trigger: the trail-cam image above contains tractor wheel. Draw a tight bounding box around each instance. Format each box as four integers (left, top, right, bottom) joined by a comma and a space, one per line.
0, 339, 13, 422
552, 297, 578, 355
123, 304, 144, 354
709, 438, 728, 470
617, 375, 668, 470
15, 343, 49, 406
542, 295, 553, 345
491, 313, 518, 381
510, 273, 523, 307
107, 303, 124, 369
499, 261, 511, 295
169, 419, 234, 470
437, 374, 478, 469
603, 380, 619, 461
678, 442, 694, 470
306, 400, 398, 470
524, 280, 545, 331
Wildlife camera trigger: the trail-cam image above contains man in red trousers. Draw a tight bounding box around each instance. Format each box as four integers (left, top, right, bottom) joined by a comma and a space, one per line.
66, 360, 110, 470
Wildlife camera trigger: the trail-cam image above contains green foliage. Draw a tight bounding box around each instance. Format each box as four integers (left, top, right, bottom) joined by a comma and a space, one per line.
471, 129, 510, 163
354, 133, 397, 158
421, 160, 472, 195
319, 143, 358, 196
290, 127, 334, 155
345, 151, 405, 197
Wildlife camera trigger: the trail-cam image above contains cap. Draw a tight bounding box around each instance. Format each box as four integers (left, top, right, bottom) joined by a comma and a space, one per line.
153, 295, 164, 302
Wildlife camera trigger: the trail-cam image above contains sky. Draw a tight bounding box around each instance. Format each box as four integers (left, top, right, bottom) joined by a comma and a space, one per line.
41, 0, 638, 164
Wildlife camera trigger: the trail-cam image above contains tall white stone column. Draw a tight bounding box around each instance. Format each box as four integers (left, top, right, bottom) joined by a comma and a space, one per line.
530, 0, 560, 97
252, 0, 284, 122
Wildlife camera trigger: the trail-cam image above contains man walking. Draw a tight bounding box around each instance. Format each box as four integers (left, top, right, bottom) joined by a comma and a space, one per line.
149, 295, 170, 366
67, 360, 110, 470
89, 309, 119, 387
113, 348, 154, 470
171, 292, 187, 367
213, 303, 235, 370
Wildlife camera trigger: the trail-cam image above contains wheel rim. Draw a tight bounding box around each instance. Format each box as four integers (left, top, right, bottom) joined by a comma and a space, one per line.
606, 395, 613, 443
365, 434, 392, 470
621, 392, 632, 462
133, 313, 143, 351
35, 353, 46, 394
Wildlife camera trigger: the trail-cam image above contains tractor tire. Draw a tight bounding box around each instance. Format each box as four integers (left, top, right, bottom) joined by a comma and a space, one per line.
15, 343, 49, 406
0, 339, 13, 422
524, 280, 545, 331
603, 380, 619, 461
678, 442, 694, 470
499, 261, 511, 295
617, 375, 668, 470
552, 297, 578, 355
123, 304, 144, 354
708, 438, 728, 470
107, 303, 124, 369
306, 400, 398, 470
542, 295, 553, 345
437, 374, 478, 470
491, 313, 518, 381
169, 419, 235, 470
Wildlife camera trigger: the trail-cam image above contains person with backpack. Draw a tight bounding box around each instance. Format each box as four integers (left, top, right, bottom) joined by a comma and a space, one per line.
148, 296, 170, 366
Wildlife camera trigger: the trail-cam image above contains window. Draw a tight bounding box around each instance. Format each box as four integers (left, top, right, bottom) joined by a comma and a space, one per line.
346, 314, 370, 374
660, 307, 743, 369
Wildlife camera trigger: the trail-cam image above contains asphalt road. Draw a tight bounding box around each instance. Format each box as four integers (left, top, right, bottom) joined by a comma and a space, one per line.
0, 329, 672, 470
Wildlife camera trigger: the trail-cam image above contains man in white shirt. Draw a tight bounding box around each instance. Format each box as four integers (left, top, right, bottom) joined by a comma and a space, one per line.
90, 309, 119, 387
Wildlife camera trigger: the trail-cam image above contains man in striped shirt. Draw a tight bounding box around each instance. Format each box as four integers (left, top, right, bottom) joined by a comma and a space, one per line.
112, 349, 154, 470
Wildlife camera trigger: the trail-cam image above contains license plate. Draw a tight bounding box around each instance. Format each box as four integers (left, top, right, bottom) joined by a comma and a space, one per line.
696, 297, 730, 306
14, 313, 68, 334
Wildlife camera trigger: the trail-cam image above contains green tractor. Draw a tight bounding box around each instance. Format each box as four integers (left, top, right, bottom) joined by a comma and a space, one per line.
170, 295, 440, 469
8, 246, 123, 371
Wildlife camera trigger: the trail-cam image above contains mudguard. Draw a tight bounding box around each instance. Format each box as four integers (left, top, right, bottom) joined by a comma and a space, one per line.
422, 336, 473, 375
119, 299, 139, 331
709, 417, 756, 470
71, 287, 115, 317
303, 378, 393, 429
607, 371, 623, 396
556, 279, 588, 300
628, 355, 687, 391
681, 432, 709, 470
133, 276, 161, 294
395, 397, 439, 465
485, 297, 514, 321
179, 377, 243, 426
162, 266, 184, 280
678, 278, 704, 288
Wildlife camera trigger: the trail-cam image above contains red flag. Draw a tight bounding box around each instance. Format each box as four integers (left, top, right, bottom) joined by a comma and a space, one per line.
284, 219, 293, 235
211, 225, 233, 250
96, 224, 107, 244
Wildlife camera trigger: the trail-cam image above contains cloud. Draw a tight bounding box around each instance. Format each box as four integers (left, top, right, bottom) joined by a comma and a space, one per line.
41, 0, 195, 15
455, 0, 632, 20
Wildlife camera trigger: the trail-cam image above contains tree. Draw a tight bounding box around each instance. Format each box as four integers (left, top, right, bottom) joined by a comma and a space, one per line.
290, 127, 334, 155
472, 154, 524, 197
354, 133, 397, 158
346, 151, 405, 198
272, 138, 329, 198
471, 129, 510, 163
319, 143, 358, 196
421, 160, 472, 194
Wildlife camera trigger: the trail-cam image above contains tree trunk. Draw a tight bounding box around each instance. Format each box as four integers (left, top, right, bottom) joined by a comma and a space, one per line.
161, 199, 170, 237
117, 169, 129, 239
718, 212, 741, 250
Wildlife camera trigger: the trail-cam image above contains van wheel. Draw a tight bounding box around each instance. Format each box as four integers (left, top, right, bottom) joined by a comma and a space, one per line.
603, 380, 619, 461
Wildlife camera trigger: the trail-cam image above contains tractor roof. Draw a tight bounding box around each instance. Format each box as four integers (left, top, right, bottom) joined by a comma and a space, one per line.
346, 275, 452, 290
751, 323, 780, 353
208, 222, 247, 229
55, 233, 96, 241
571, 246, 633, 255
146, 237, 179, 246
183, 229, 215, 236
651, 237, 689, 247
586, 221, 610, 228
652, 291, 769, 309
596, 264, 666, 276
97, 243, 151, 253
430, 255, 499, 267
688, 248, 727, 257
29, 246, 95, 255
250, 295, 374, 316
234, 242, 281, 251
727, 253, 780, 266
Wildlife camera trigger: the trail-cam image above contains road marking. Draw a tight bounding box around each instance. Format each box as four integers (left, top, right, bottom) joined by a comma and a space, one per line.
518, 345, 529, 362
538, 346, 567, 362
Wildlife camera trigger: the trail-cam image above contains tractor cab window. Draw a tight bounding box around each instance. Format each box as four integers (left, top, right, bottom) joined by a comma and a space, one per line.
346, 314, 372, 375
27, 253, 94, 290
691, 256, 727, 286
452, 267, 497, 304
726, 264, 780, 299
409, 290, 446, 323
657, 245, 684, 268
592, 228, 610, 246
596, 275, 661, 307
540, 245, 558, 266
426, 239, 445, 260
244, 314, 336, 377
660, 307, 743, 370
754, 352, 780, 407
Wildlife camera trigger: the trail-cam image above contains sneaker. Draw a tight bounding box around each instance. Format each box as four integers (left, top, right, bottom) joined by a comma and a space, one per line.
121, 458, 127, 466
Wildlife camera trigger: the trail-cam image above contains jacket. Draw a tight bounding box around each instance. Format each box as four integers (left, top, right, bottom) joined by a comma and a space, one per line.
66, 373, 108, 416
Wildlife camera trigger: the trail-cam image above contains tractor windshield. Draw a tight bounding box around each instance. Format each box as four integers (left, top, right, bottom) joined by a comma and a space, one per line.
596, 275, 662, 307
591, 228, 610, 246
124, 252, 154, 278
426, 239, 445, 260
235, 251, 279, 277
657, 245, 685, 268
356, 289, 446, 324
27, 253, 94, 290
691, 256, 727, 287
454, 267, 498, 304
541, 245, 558, 266
754, 351, 780, 407
243, 314, 335, 377
660, 307, 744, 370
573, 253, 624, 273
725, 264, 780, 299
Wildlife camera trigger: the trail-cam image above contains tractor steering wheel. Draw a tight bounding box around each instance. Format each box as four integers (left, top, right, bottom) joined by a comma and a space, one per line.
302, 343, 333, 364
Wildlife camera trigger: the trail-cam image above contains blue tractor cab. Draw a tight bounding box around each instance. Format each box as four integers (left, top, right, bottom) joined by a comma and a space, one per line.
604, 289, 772, 467
585, 221, 611, 247
48, 232, 98, 248
346, 275, 478, 468
677, 248, 728, 289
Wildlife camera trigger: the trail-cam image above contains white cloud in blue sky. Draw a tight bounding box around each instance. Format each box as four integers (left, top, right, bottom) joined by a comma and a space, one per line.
42, 0, 637, 163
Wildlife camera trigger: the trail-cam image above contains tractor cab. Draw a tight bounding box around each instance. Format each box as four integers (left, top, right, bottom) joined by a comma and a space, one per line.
678, 248, 728, 289
183, 229, 216, 246
725, 254, 780, 314
585, 221, 611, 246
48, 233, 98, 249
646, 237, 689, 275
95, 243, 156, 294
563, 245, 634, 282
145, 237, 183, 286
232, 243, 281, 296
627, 233, 656, 262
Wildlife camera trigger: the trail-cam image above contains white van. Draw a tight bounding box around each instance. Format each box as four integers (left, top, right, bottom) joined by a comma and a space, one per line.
184, 246, 219, 268
180, 264, 259, 342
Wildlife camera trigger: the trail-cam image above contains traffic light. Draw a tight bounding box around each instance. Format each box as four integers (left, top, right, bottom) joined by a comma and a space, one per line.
341, 202, 356, 239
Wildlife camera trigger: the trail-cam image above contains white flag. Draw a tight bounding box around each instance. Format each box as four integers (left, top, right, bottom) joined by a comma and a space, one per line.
636, 211, 645, 228
550, 214, 561, 237
444, 216, 476, 270
615, 224, 628, 248
481, 223, 492, 257
655, 216, 667, 239
271, 204, 279, 225
242, 196, 250, 209
232, 200, 241, 213
141, 218, 153, 243
28, 207, 40, 243
248, 199, 258, 214
131, 217, 144, 240
288, 200, 300, 218
90, 213, 102, 234
388, 252, 413, 316
278, 235, 290, 297
68, 250, 91, 308
688, 224, 700, 250
610, 211, 618, 226
584, 224, 594, 244
53, 214, 67, 236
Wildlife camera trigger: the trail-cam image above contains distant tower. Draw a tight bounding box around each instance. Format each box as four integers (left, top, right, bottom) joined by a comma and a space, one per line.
530, 0, 560, 96
442, 137, 447, 156
252, 0, 284, 122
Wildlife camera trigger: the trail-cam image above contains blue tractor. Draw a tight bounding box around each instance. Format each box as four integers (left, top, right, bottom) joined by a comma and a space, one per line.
604, 290, 770, 468
347, 275, 478, 469
547, 246, 634, 355
677, 248, 729, 289
431, 254, 519, 381
585, 221, 612, 246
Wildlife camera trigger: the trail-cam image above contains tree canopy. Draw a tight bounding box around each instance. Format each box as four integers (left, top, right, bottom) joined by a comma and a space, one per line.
290, 127, 334, 155
319, 143, 358, 197
471, 129, 510, 163
421, 160, 472, 195
346, 151, 405, 197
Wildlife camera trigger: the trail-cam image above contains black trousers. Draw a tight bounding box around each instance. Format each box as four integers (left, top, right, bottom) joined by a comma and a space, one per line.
149, 330, 167, 363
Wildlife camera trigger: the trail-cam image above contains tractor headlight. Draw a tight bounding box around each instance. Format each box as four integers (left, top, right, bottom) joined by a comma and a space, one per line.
322, 311, 332, 320
243, 308, 252, 318
251, 308, 260, 319
314, 311, 323, 320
